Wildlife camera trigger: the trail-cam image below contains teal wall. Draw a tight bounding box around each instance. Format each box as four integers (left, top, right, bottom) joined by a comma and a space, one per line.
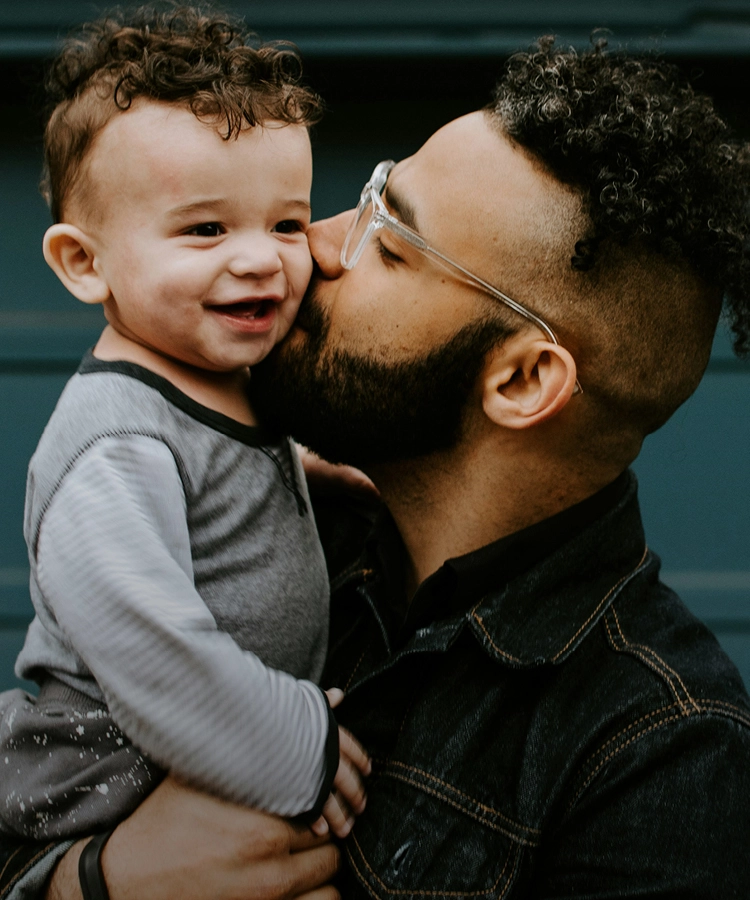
4, 1, 750, 58
1, 2, 749, 692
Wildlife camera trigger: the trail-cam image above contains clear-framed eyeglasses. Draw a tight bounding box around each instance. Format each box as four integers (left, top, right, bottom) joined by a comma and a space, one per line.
341, 159, 581, 393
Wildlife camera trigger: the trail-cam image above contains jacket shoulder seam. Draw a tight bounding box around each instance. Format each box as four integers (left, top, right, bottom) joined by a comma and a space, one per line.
603, 599, 701, 714
697, 698, 750, 728
469, 546, 649, 666
567, 697, 750, 813
551, 546, 649, 662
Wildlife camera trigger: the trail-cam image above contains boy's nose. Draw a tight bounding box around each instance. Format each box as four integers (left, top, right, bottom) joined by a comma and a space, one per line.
228, 235, 283, 279
308, 211, 354, 279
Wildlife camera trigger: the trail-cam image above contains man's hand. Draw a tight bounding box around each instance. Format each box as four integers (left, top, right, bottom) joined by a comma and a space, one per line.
311, 689, 372, 839
46, 777, 340, 900
296, 444, 378, 499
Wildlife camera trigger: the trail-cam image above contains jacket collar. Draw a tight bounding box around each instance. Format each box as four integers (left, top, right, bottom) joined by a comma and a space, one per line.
345, 471, 650, 669
467, 471, 650, 666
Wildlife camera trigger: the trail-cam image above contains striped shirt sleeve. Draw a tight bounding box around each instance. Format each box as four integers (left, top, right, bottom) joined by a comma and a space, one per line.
35, 435, 335, 817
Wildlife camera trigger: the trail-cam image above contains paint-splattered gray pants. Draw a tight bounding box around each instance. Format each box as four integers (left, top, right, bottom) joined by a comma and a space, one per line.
0, 678, 163, 839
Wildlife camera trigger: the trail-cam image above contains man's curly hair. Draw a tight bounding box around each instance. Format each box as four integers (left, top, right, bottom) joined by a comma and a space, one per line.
42, 5, 323, 222
490, 36, 750, 357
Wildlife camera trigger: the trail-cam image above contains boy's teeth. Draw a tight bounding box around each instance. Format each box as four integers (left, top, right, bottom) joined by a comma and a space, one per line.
223, 301, 265, 317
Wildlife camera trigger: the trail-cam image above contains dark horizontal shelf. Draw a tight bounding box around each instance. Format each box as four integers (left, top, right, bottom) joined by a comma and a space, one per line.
3, 1, 750, 58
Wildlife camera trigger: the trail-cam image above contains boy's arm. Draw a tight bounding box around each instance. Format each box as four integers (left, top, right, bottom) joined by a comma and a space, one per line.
32, 435, 338, 819
310, 691, 371, 837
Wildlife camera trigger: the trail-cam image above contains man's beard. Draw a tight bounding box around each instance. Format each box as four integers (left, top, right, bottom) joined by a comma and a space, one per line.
249, 288, 511, 469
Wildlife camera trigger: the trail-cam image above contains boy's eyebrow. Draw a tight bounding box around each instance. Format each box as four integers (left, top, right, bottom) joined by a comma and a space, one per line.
166, 197, 312, 218
167, 198, 230, 219
383, 184, 419, 232
285, 199, 313, 214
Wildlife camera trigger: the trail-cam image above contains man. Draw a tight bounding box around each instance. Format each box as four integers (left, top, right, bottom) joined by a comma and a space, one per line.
4, 38, 750, 900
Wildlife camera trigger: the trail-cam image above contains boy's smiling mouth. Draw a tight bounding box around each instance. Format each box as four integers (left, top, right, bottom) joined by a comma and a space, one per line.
208, 298, 281, 333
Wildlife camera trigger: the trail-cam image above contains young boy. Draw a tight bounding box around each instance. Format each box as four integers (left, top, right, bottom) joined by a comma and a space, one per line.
0, 7, 368, 842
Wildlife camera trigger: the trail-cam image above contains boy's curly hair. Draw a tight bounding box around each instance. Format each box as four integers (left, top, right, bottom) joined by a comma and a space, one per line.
490, 36, 750, 356
42, 5, 323, 222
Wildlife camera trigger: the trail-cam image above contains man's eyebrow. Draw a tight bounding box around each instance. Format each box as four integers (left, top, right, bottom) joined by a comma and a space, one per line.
383, 184, 419, 232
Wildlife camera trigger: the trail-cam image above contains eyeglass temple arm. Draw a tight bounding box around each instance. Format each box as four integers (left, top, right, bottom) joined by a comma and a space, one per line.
369, 169, 582, 395
384, 218, 559, 345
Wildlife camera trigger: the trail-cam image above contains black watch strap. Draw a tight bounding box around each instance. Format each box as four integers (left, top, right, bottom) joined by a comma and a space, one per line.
78, 830, 114, 900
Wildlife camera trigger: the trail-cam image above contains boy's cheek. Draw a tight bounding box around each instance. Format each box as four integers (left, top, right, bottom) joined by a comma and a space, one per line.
272, 243, 312, 342
293, 240, 314, 295
275, 300, 304, 344
284, 269, 313, 322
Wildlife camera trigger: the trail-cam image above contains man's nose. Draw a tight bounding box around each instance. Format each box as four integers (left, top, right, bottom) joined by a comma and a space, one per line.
308, 210, 355, 278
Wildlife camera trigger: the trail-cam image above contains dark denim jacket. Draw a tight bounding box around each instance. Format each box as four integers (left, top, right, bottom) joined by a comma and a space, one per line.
323, 473, 750, 898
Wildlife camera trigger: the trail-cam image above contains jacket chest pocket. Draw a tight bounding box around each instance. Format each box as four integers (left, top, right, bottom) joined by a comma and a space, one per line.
343, 762, 534, 899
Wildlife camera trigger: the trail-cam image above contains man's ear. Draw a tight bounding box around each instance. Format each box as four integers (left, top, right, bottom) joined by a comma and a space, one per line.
481, 334, 578, 430
42, 224, 110, 305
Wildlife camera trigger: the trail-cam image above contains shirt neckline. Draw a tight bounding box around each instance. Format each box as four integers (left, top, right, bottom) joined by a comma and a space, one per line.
78, 350, 280, 448
367, 470, 631, 643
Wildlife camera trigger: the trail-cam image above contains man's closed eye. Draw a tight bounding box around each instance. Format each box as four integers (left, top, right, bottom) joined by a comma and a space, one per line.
375, 237, 402, 265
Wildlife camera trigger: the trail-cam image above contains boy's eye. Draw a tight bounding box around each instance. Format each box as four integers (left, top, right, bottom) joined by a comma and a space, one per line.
188, 222, 225, 237
273, 220, 305, 235
376, 237, 402, 265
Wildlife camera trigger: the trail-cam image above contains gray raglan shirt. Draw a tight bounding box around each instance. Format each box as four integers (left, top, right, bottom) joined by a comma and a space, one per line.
14, 353, 333, 817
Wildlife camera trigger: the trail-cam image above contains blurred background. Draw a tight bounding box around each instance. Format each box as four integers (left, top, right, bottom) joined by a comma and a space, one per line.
1, 1, 749, 690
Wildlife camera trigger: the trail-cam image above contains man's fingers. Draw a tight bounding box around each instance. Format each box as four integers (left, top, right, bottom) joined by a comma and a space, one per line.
297, 887, 341, 900
286, 822, 334, 852
339, 727, 371, 776
243, 844, 339, 900
284, 841, 341, 895
309, 816, 329, 837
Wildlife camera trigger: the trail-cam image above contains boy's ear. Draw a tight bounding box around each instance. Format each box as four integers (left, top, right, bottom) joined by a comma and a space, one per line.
42, 224, 110, 305
481, 333, 578, 430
